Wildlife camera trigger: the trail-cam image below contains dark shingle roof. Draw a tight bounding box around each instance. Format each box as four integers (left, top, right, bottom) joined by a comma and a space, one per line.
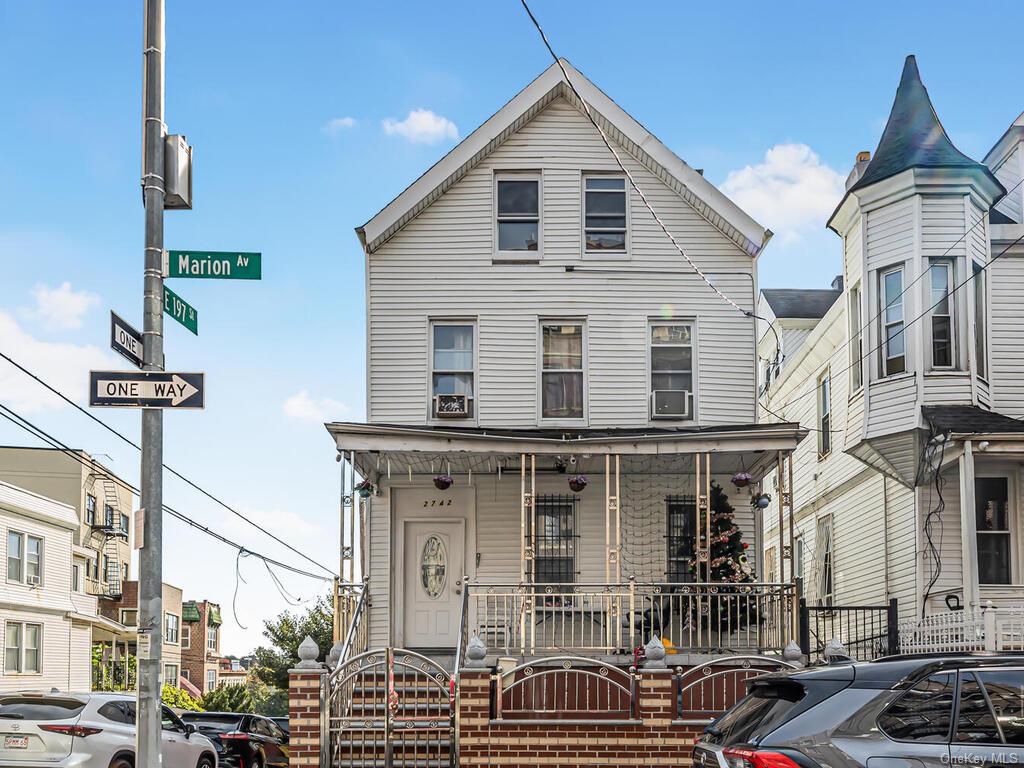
990, 208, 1016, 225
762, 289, 841, 319
850, 56, 999, 193
922, 405, 1024, 435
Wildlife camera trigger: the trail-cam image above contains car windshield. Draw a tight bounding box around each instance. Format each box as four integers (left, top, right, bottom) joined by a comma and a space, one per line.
184, 715, 243, 733
709, 681, 805, 746
0, 697, 86, 721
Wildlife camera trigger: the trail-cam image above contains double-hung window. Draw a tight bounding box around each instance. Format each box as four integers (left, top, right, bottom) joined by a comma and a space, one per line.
974, 262, 988, 379
881, 266, 906, 376
181, 625, 191, 649
815, 516, 834, 605
7, 532, 42, 586
495, 175, 540, 256
164, 613, 180, 644
207, 625, 217, 652
4, 622, 41, 674
540, 322, 584, 420
849, 285, 863, 391
86, 495, 96, 525
120, 513, 130, 533
817, 371, 831, 459
104, 505, 114, 528
533, 495, 577, 585
583, 176, 627, 253
650, 323, 694, 419
975, 477, 1011, 585
929, 261, 955, 368
430, 322, 474, 419
206, 669, 217, 692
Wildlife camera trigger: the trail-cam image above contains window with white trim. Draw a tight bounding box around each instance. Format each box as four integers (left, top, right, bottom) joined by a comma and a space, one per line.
86, 494, 96, 525
817, 371, 831, 459
205, 669, 217, 692
974, 263, 987, 379
880, 266, 906, 376
7, 532, 42, 586
164, 664, 179, 685
72, 563, 81, 592
164, 613, 180, 645
650, 323, 694, 419
4, 622, 41, 674
495, 175, 540, 256
207, 625, 218, 653
583, 176, 627, 253
929, 261, 955, 368
120, 609, 138, 627
975, 477, 1011, 585
181, 625, 190, 649
540, 322, 584, 420
849, 284, 863, 391
815, 516, 834, 606
430, 322, 474, 419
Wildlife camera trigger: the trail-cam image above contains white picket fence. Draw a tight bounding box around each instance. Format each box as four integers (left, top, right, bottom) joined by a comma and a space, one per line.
898, 602, 1024, 654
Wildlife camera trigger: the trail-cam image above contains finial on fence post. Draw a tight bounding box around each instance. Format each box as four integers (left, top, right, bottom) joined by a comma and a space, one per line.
644, 635, 667, 669
296, 635, 322, 669
823, 637, 847, 661
327, 640, 344, 669
782, 639, 803, 664
466, 635, 488, 668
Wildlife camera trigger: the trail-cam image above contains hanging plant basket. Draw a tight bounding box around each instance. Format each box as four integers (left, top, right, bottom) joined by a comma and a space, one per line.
355, 479, 375, 499
567, 474, 588, 493
433, 474, 453, 491
730, 471, 753, 488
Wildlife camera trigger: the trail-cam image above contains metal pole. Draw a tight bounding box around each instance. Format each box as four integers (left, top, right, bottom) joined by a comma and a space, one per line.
138, 0, 165, 763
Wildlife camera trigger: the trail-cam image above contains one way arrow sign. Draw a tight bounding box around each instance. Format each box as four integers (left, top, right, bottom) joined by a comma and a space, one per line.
89, 371, 205, 409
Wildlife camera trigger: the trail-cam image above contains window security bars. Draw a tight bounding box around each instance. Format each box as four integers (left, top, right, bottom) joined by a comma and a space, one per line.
532, 495, 579, 587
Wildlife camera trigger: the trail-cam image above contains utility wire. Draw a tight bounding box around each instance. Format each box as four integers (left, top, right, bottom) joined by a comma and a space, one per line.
0, 402, 331, 582
0, 348, 336, 577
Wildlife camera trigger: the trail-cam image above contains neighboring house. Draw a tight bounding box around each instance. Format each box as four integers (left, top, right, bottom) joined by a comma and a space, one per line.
181, 600, 221, 692
97, 580, 184, 688
760, 56, 1024, 650
327, 58, 807, 660
0, 481, 125, 692
216, 656, 248, 686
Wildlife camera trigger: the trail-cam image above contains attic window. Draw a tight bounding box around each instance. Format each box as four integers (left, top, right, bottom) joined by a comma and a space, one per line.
584, 176, 627, 253
495, 175, 540, 256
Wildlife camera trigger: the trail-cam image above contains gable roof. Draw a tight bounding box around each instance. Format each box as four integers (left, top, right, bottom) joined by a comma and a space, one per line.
849, 56, 999, 194
356, 60, 771, 257
761, 288, 841, 319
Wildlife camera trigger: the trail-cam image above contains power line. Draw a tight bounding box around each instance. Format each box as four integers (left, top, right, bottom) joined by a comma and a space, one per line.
0, 348, 336, 577
0, 402, 331, 583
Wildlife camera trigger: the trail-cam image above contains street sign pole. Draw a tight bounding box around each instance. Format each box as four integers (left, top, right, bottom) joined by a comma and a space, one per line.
139, 0, 165, 763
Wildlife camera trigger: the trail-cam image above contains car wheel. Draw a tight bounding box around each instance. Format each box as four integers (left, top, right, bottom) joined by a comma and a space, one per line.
196, 756, 215, 768
109, 757, 134, 768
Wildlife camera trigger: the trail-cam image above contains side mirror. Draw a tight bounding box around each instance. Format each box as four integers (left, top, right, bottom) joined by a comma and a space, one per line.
184, 723, 196, 738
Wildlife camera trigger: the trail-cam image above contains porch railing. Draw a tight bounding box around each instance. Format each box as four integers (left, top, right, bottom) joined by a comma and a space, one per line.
337, 582, 369, 664
898, 602, 1024, 654
466, 581, 795, 657
799, 598, 898, 662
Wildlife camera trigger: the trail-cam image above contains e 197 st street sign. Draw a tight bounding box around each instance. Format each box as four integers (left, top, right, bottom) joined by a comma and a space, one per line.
89, 371, 204, 409
164, 249, 261, 280
164, 285, 198, 335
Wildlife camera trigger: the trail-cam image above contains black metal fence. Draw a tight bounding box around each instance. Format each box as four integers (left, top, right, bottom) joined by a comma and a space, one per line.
799, 597, 898, 662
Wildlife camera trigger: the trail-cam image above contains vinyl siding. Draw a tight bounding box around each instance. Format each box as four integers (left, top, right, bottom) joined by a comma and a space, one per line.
990, 255, 1024, 418
865, 376, 918, 438
367, 97, 756, 428
993, 145, 1023, 223
0, 609, 91, 692
865, 198, 915, 272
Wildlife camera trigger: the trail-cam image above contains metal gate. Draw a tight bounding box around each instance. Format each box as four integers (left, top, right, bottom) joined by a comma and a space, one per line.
326, 648, 454, 768
676, 655, 798, 724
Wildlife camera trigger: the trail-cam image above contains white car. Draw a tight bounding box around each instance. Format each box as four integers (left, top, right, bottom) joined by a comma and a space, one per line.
0, 690, 217, 768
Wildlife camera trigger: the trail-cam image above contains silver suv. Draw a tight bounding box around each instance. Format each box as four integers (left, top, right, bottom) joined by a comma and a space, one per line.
0, 690, 217, 767
694, 654, 1024, 768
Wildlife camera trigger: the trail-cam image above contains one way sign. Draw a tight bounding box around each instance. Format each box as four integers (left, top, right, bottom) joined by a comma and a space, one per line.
89, 371, 205, 409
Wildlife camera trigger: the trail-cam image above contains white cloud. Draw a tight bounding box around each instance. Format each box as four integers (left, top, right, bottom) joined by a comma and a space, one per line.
0, 310, 114, 413
323, 116, 356, 136
721, 144, 845, 243
283, 390, 349, 424
25, 281, 99, 330
382, 109, 459, 145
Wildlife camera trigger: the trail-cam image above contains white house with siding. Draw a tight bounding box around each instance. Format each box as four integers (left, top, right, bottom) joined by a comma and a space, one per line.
0, 481, 123, 692
759, 56, 1024, 654
328, 59, 810, 665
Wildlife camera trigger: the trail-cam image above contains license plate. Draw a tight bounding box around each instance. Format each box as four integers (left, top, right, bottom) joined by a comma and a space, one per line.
3, 735, 28, 749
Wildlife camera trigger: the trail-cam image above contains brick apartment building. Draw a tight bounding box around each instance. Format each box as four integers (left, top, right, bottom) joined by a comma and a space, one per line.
98, 579, 183, 687
181, 599, 222, 692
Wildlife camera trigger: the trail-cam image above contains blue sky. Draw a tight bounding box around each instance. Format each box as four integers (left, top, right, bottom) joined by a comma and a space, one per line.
1, 0, 1022, 652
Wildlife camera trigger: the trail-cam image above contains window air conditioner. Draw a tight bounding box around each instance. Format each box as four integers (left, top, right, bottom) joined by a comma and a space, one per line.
26, 574, 40, 586
651, 390, 691, 419
434, 394, 470, 418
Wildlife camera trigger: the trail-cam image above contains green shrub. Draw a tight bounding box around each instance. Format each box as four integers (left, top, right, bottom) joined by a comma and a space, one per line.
162, 684, 203, 711
200, 683, 253, 713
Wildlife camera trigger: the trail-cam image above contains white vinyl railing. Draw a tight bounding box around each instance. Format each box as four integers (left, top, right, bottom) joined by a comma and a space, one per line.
898, 602, 1024, 654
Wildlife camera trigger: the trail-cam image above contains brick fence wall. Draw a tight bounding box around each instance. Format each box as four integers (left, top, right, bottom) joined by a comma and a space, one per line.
289, 668, 326, 767
458, 669, 703, 767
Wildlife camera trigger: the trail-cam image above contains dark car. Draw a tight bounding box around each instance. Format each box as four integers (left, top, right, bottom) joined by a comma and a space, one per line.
180, 712, 289, 768
693, 653, 1024, 768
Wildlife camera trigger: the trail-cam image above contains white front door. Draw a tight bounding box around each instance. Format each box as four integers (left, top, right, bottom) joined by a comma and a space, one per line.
403, 520, 464, 648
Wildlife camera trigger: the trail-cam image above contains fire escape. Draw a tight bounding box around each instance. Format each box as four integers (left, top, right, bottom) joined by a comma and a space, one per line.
89, 476, 128, 599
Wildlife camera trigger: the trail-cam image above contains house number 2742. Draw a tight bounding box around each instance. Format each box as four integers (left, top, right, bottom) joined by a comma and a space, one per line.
422, 499, 453, 507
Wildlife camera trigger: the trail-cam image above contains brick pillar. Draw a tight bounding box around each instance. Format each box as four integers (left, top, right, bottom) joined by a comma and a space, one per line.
456, 669, 491, 766
289, 667, 327, 768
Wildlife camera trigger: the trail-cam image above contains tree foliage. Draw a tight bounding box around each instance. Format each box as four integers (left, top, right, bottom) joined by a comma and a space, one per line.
162, 684, 203, 711
249, 594, 333, 690
200, 683, 253, 713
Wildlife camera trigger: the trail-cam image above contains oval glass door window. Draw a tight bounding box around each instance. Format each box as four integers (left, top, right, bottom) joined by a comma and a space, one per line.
420, 536, 447, 599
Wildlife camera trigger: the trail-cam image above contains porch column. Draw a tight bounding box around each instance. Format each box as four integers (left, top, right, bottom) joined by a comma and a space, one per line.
959, 440, 980, 609
604, 455, 621, 583
695, 453, 710, 578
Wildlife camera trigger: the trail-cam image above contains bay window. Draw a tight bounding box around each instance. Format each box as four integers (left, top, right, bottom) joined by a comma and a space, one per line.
495, 175, 540, 256
583, 176, 627, 253
540, 322, 584, 420
929, 261, 954, 368
430, 322, 474, 418
650, 323, 694, 419
881, 266, 906, 376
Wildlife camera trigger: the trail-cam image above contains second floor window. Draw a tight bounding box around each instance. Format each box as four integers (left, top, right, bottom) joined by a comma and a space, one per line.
182, 625, 191, 649
881, 266, 906, 376
584, 176, 627, 253
7, 532, 42, 586
86, 495, 96, 525
120, 513, 129, 532
165, 613, 179, 644
207, 625, 218, 652
849, 285, 863, 391
817, 372, 831, 458
650, 323, 694, 419
495, 175, 539, 255
104, 505, 114, 528
815, 515, 834, 606
540, 323, 584, 420
431, 322, 474, 418
929, 261, 954, 368
974, 263, 987, 379
206, 669, 217, 692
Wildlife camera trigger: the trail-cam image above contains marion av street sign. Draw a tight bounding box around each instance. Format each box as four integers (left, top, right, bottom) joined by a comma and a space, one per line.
164, 249, 262, 280
89, 371, 205, 409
